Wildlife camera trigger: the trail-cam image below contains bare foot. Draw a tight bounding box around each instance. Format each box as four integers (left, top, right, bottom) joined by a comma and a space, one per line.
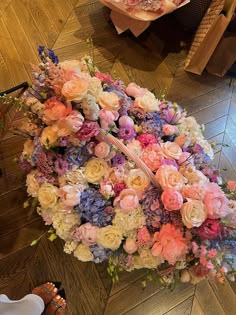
32, 282, 58, 305
45, 295, 67, 315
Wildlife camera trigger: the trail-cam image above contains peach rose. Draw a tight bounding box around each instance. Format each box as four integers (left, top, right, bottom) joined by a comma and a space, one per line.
65, 111, 84, 132
125, 82, 147, 98
160, 141, 182, 160
58, 185, 81, 207
151, 224, 188, 265
156, 165, 186, 191
123, 238, 138, 254
180, 200, 207, 228
43, 98, 68, 124
62, 78, 89, 101
114, 189, 139, 213
203, 183, 229, 219
227, 181, 236, 191
181, 185, 205, 200
98, 92, 120, 111
94, 142, 110, 158
161, 189, 183, 211
162, 124, 178, 136
141, 144, 163, 172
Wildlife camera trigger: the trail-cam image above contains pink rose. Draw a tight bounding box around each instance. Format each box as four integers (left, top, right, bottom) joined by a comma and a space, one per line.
114, 188, 139, 212
73, 223, 98, 246
43, 97, 68, 124
99, 109, 119, 131
62, 78, 89, 101
65, 111, 84, 132
123, 238, 138, 254
94, 142, 110, 158
181, 185, 205, 200
203, 183, 229, 219
75, 120, 100, 141
141, 144, 163, 172
180, 200, 207, 228
151, 224, 188, 265
196, 218, 222, 240
162, 124, 178, 136
160, 141, 182, 160
125, 82, 147, 98
161, 189, 183, 211
227, 180, 236, 191
156, 165, 186, 191
58, 185, 81, 207
100, 181, 114, 198
98, 92, 120, 111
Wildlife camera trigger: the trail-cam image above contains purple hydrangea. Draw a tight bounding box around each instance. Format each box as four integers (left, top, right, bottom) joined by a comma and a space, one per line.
76, 188, 112, 227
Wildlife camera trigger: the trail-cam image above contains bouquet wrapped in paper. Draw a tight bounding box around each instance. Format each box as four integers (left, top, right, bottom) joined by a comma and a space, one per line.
2, 47, 236, 288
100, 0, 190, 36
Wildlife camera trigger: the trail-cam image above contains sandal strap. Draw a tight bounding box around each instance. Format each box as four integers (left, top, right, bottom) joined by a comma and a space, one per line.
38, 284, 54, 298
54, 305, 66, 315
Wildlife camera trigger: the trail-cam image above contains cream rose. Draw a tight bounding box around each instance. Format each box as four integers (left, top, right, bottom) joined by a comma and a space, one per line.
40, 125, 58, 148
84, 158, 108, 184
62, 78, 89, 101
38, 183, 58, 209
180, 200, 207, 228
98, 92, 120, 111
134, 91, 159, 112
88, 77, 103, 99
26, 171, 40, 197
97, 225, 122, 250
126, 169, 150, 196
160, 142, 182, 160
156, 165, 186, 191
74, 244, 94, 262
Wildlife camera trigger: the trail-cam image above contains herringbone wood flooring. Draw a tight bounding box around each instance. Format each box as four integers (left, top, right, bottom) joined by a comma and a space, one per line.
0, 0, 236, 314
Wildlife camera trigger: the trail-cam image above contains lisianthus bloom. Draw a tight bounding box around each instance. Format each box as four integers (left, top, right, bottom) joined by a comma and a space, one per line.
161, 189, 183, 211
151, 224, 188, 265
64, 111, 84, 132
196, 218, 222, 240
203, 183, 229, 219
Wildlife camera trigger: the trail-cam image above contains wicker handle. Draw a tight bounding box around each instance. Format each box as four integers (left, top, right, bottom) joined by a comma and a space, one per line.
99, 130, 160, 188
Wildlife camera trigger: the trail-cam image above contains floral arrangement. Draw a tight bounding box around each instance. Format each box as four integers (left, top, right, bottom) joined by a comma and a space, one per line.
3, 47, 236, 288
99, 0, 190, 21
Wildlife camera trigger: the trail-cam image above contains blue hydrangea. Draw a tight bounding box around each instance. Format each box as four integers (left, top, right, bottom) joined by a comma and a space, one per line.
141, 112, 163, 139
76, 188, 112, 227
66, 145, 91, 167
90, 245, 112, 263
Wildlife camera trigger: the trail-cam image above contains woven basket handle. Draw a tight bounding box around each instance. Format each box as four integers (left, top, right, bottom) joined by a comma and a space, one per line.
98, 129, 160, 188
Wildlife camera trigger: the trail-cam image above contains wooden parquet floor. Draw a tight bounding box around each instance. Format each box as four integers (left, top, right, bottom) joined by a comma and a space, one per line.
0, 0, 236, 314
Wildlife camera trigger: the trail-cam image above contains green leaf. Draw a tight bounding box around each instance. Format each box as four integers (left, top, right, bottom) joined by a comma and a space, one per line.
30, 239, 39, 246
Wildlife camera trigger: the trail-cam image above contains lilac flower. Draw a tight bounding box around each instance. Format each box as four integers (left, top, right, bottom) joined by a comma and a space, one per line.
76, 188, 112, 227
90, 245, 112, 263
118, 126, 136, 140
112, 153, 126, 167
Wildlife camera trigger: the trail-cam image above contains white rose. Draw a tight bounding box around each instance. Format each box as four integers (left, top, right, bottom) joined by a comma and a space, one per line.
26, 171, 40, 197
74, 244, 94, 262
81, 95, 100, 121
38, 183, 58, 209
180, 200, 207, 228
160, 142, 182, 160
97, 225, 122, 250
134, 91, 159, 112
